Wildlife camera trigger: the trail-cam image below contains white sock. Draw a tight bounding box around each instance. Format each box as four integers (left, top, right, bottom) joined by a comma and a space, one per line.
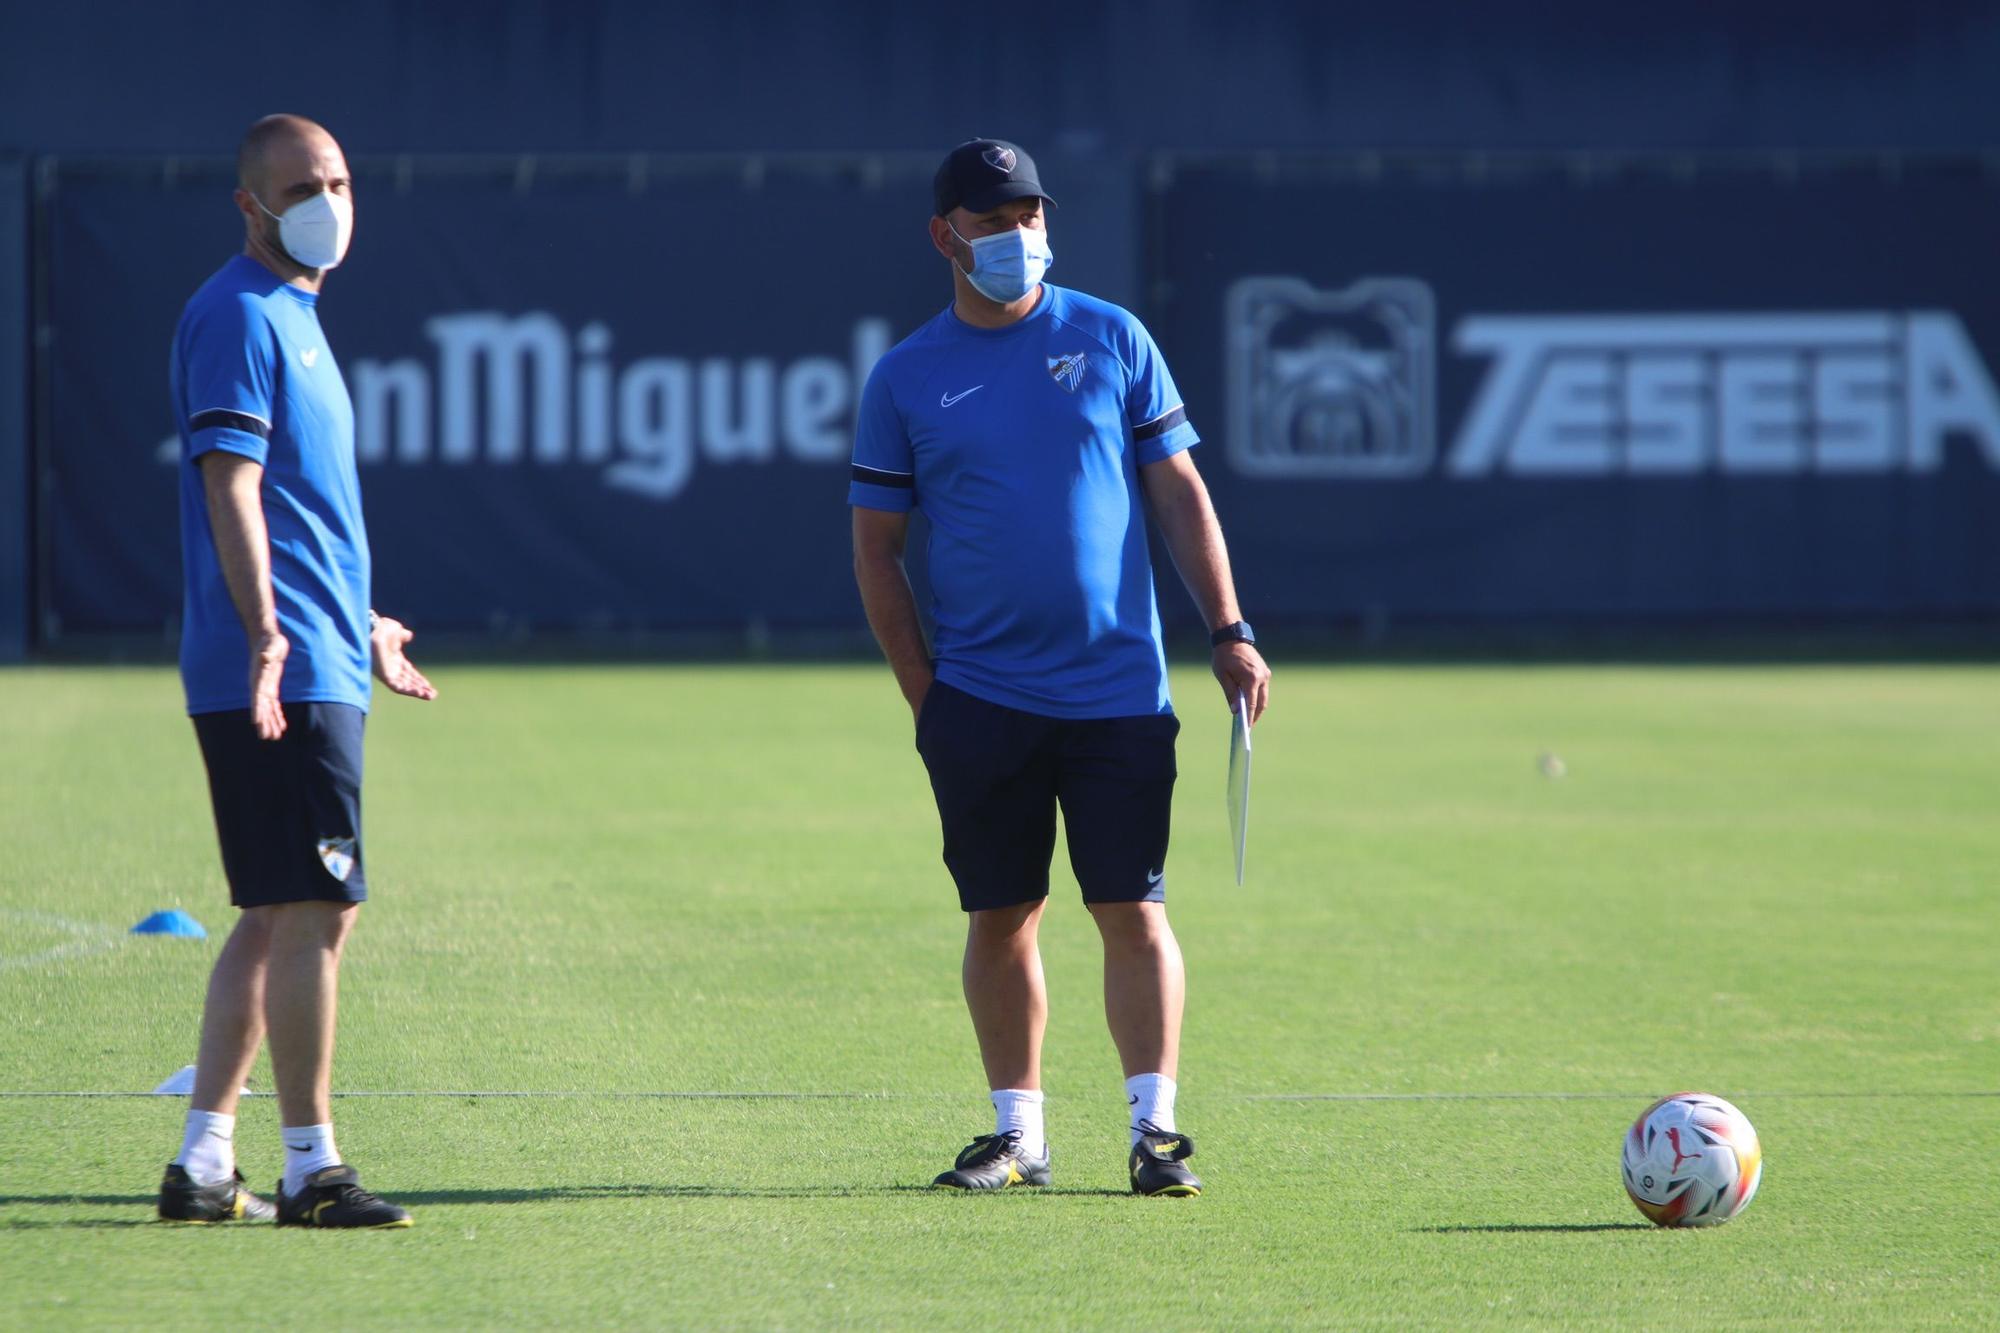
1127, 1072, 1177, 1146
991, 1088, 1046, 1158
173, 1110, 236, 1185
280, 1123, 341, 1194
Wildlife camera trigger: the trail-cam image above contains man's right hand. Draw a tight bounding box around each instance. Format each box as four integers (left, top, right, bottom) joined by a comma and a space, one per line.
906, 673, 935, 727
250, 629, 289, 740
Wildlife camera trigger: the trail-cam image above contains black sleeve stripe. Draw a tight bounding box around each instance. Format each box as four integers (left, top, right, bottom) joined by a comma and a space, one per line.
1132, 405, 1188, 441
851, 464, 915, 489
189, 409, 272, 439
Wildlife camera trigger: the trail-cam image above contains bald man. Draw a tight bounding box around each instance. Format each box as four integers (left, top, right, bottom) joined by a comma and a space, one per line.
158, 115, 434, 1229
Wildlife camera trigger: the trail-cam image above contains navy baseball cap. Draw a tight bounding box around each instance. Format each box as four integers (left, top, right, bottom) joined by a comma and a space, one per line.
933, 139, 1055, 216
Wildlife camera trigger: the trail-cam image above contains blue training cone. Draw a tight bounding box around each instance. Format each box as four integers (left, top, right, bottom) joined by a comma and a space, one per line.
131, 909, 207, 939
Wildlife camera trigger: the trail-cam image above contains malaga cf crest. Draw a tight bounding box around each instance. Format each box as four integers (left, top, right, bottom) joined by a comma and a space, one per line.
317, 837, 357, 883
1048, 352, 1086, 392
983, 145, 1017, 173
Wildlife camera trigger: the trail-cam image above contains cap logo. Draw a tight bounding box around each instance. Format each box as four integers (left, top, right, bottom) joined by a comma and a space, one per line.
982, 146, 1016, 173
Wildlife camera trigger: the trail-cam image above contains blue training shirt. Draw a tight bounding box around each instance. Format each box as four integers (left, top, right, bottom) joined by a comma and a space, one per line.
173, 255, 371, 715
849, 283, 1199, 720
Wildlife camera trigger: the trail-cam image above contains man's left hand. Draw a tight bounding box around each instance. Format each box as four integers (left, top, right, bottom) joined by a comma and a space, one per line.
1213, 642, 1270, 725
371, 615, 439, 701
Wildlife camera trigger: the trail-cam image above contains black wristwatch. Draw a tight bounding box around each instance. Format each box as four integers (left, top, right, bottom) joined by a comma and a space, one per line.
1210, 620, 1256, 648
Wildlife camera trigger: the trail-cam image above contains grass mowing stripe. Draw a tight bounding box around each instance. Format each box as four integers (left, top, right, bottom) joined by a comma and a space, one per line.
0, 908, 125, 972
4, 1088, 1993, 1099
0, 1090, 918, 1100
1243, 1089, 2000, 1101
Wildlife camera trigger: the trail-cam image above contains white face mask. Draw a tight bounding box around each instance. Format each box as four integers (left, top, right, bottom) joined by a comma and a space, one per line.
255, 189, 354, 271
950, 221, 1053, 304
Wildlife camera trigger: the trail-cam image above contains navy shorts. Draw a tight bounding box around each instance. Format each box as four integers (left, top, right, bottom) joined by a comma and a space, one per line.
915, 681, 1179, 913
192, 702, 367, 908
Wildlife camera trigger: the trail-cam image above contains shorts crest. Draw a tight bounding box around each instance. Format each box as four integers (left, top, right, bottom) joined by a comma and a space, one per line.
317, 837, 357, 883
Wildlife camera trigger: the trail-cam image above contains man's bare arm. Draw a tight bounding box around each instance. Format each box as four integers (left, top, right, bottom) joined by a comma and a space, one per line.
1140, 449, 1272, 723
852, 506, 935, 721
199, 451, 289, 740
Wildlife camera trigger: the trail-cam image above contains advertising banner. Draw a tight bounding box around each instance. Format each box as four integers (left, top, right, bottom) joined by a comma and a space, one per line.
1149, 158, 2000, 626
37, 155, 1134, 640
37, 154, 2000, 643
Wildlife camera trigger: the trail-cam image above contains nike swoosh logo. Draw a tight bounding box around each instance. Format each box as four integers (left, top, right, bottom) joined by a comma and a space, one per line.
1145, 868, 1165, 885
287, 1143, 313, 1152
940, 386, 983, 407
1128, 1094, 1139, 1105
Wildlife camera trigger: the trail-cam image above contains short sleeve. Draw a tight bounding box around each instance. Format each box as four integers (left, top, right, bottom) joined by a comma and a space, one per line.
847, 361, 915, 513
182, 294, 276, 465
1122, 318, 1199, 465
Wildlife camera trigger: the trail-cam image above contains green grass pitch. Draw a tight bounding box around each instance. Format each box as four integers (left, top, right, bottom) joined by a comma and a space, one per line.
2, 662, 1996, 1327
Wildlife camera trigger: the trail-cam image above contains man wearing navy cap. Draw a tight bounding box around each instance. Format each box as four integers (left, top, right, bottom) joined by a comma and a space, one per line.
851, 139, 1271, 1195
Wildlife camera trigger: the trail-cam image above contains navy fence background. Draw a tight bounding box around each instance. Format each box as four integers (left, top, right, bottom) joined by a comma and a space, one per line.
9, 3, 2000, 156
6, 3, 2000, 657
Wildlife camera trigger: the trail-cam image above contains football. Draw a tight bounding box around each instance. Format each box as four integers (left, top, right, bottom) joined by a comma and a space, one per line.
1621, 1092, 1763, 1227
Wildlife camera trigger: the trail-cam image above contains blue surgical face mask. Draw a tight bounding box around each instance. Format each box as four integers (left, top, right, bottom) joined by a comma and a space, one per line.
949, 220, 1053, 303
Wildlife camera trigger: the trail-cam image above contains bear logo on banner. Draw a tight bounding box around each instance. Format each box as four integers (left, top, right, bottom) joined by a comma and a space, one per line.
1226, 277, 1437, 480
